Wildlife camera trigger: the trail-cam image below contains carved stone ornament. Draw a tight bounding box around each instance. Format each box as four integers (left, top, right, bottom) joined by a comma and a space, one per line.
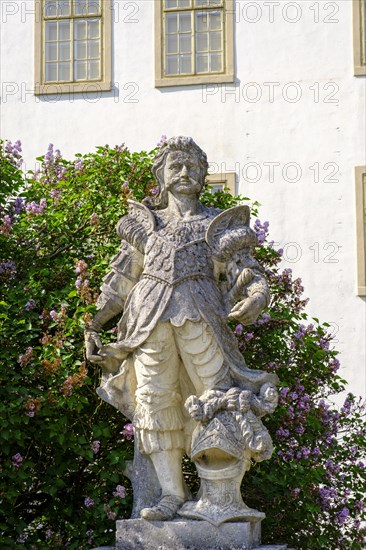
85, 136, 279, 529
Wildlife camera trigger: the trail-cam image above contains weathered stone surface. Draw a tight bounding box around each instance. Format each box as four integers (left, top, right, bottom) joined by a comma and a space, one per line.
86, 137, 279, 525
115, 519, 262, 550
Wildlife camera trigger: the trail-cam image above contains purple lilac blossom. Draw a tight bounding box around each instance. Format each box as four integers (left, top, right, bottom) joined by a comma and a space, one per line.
49, 310, 59, 322
253, 219, 269, 245
12, 453, 23, 468
157, 134, 168, 147
91, 440, 100, 454
44, 144, 54, 167
5, 140, 23, 168
122, 423, 134, 440
0, 260, 16, 279
18, 347, 33, 367
276, 428, 290, 439
337, 507, 350, 525
234, 324, 243, 336
113, 484, 126, 498
84, 497, 94, 508
25, 200, 47, 215
0, 215, 12, 235
255, 312, 271, 325
75, 260, 87, 274
50, 188, 62, 203
75, 158, 84, 170
13, 197, 24, 213
25, 299, 36, 311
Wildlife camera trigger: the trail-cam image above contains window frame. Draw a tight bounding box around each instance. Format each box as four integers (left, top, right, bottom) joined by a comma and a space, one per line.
155, 0, 234, 87
353, 0, 366, 76
34, 0, 112, 95
356, 166, 366, 296
206, 172, 236, 195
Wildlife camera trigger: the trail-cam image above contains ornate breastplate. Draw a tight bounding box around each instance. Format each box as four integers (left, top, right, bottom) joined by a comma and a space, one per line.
143, 233, 214, 286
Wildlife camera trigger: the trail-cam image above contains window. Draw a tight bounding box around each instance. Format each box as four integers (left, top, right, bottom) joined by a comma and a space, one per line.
206, 172, 236, 194
35, 0, 112, 94
353, 0, 366, 76
155, 0, 234, 87
356, 167, 366, 295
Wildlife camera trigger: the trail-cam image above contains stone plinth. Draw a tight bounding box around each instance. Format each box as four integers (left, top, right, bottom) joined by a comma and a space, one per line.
115, 518, 262, 550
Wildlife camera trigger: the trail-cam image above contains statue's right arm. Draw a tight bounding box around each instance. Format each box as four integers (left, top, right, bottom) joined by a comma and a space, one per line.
85, 240, 144, 363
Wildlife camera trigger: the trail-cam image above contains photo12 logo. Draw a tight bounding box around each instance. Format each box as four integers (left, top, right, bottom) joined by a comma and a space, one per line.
202, 82, 340, 104
227, 1, 340, 24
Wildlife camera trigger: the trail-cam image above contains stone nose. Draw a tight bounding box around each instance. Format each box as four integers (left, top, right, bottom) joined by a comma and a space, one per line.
180, 164, 189, 177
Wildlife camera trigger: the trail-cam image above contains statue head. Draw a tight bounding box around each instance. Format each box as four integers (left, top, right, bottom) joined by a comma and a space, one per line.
151, 136, 209, 208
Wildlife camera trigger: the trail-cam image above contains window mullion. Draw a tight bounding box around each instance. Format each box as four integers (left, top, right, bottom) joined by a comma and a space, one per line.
70, 16, 75, 82
101, 3, 104, 80
192, 10, 195, 75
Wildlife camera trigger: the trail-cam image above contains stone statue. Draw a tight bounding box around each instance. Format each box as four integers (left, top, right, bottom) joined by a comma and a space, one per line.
85, 136, 278, 525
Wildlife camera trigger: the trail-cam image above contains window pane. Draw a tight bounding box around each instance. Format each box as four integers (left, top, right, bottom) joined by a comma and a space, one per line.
88, 40, 100, 59
74, 0, 88, 15
210, 183, 224, 193
196, 33, 208, 52
75, 20, 87, 39
59, 21, 71, 40
209, 31, 221, 51
196, 12, 208, 31
180, 34, 191, 53
178, 0, 191, 7
167, 34, 178, 54
209, 11, 222, 30
179, 13, 191, 32
45, 43, 57, 62
180, 55, 191, 73
210, 52, 222, 71
166, 14, 178, 33
46, 22, 58, 41
166, 56, 179, 75
87, 0, 100, 14
59, 62, 71, 80
45, 0, 71, 16
195, 0, 222, 6
45, 63, 58, 81
88, 19, 100, 39
196, 53, 208, 72
75, 61, 87, 79
45, 1, 57, 17
59, 42, 71, 61
165, 0, 178, 7
58, 0, 71, 15
88, 60, 100, 79
75, 41, 87, 59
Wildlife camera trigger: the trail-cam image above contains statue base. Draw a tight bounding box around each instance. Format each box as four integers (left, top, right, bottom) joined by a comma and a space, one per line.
108, 518, 290, 550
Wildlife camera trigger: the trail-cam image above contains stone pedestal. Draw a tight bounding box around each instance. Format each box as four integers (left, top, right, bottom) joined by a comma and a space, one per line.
115, 518, 263, 550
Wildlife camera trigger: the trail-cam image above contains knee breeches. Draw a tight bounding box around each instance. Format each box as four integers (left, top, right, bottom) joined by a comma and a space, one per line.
133, 320, 228, 454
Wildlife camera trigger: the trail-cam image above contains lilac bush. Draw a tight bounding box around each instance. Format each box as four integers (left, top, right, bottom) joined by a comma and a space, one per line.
0, 140, 365, 549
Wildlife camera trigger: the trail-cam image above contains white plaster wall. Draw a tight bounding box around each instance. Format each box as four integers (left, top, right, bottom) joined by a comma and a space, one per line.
1, 0, 365, 398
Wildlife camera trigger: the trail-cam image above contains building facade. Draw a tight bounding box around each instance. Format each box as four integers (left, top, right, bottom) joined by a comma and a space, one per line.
1, 0, 365, 398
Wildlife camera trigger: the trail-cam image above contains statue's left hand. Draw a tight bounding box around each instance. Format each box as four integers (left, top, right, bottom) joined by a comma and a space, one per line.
99, 343, 129, 361
85, 331, 104, 364
228, 293, 267, 325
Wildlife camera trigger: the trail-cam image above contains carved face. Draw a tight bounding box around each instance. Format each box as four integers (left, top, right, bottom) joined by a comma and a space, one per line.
164, 151, 203, 196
